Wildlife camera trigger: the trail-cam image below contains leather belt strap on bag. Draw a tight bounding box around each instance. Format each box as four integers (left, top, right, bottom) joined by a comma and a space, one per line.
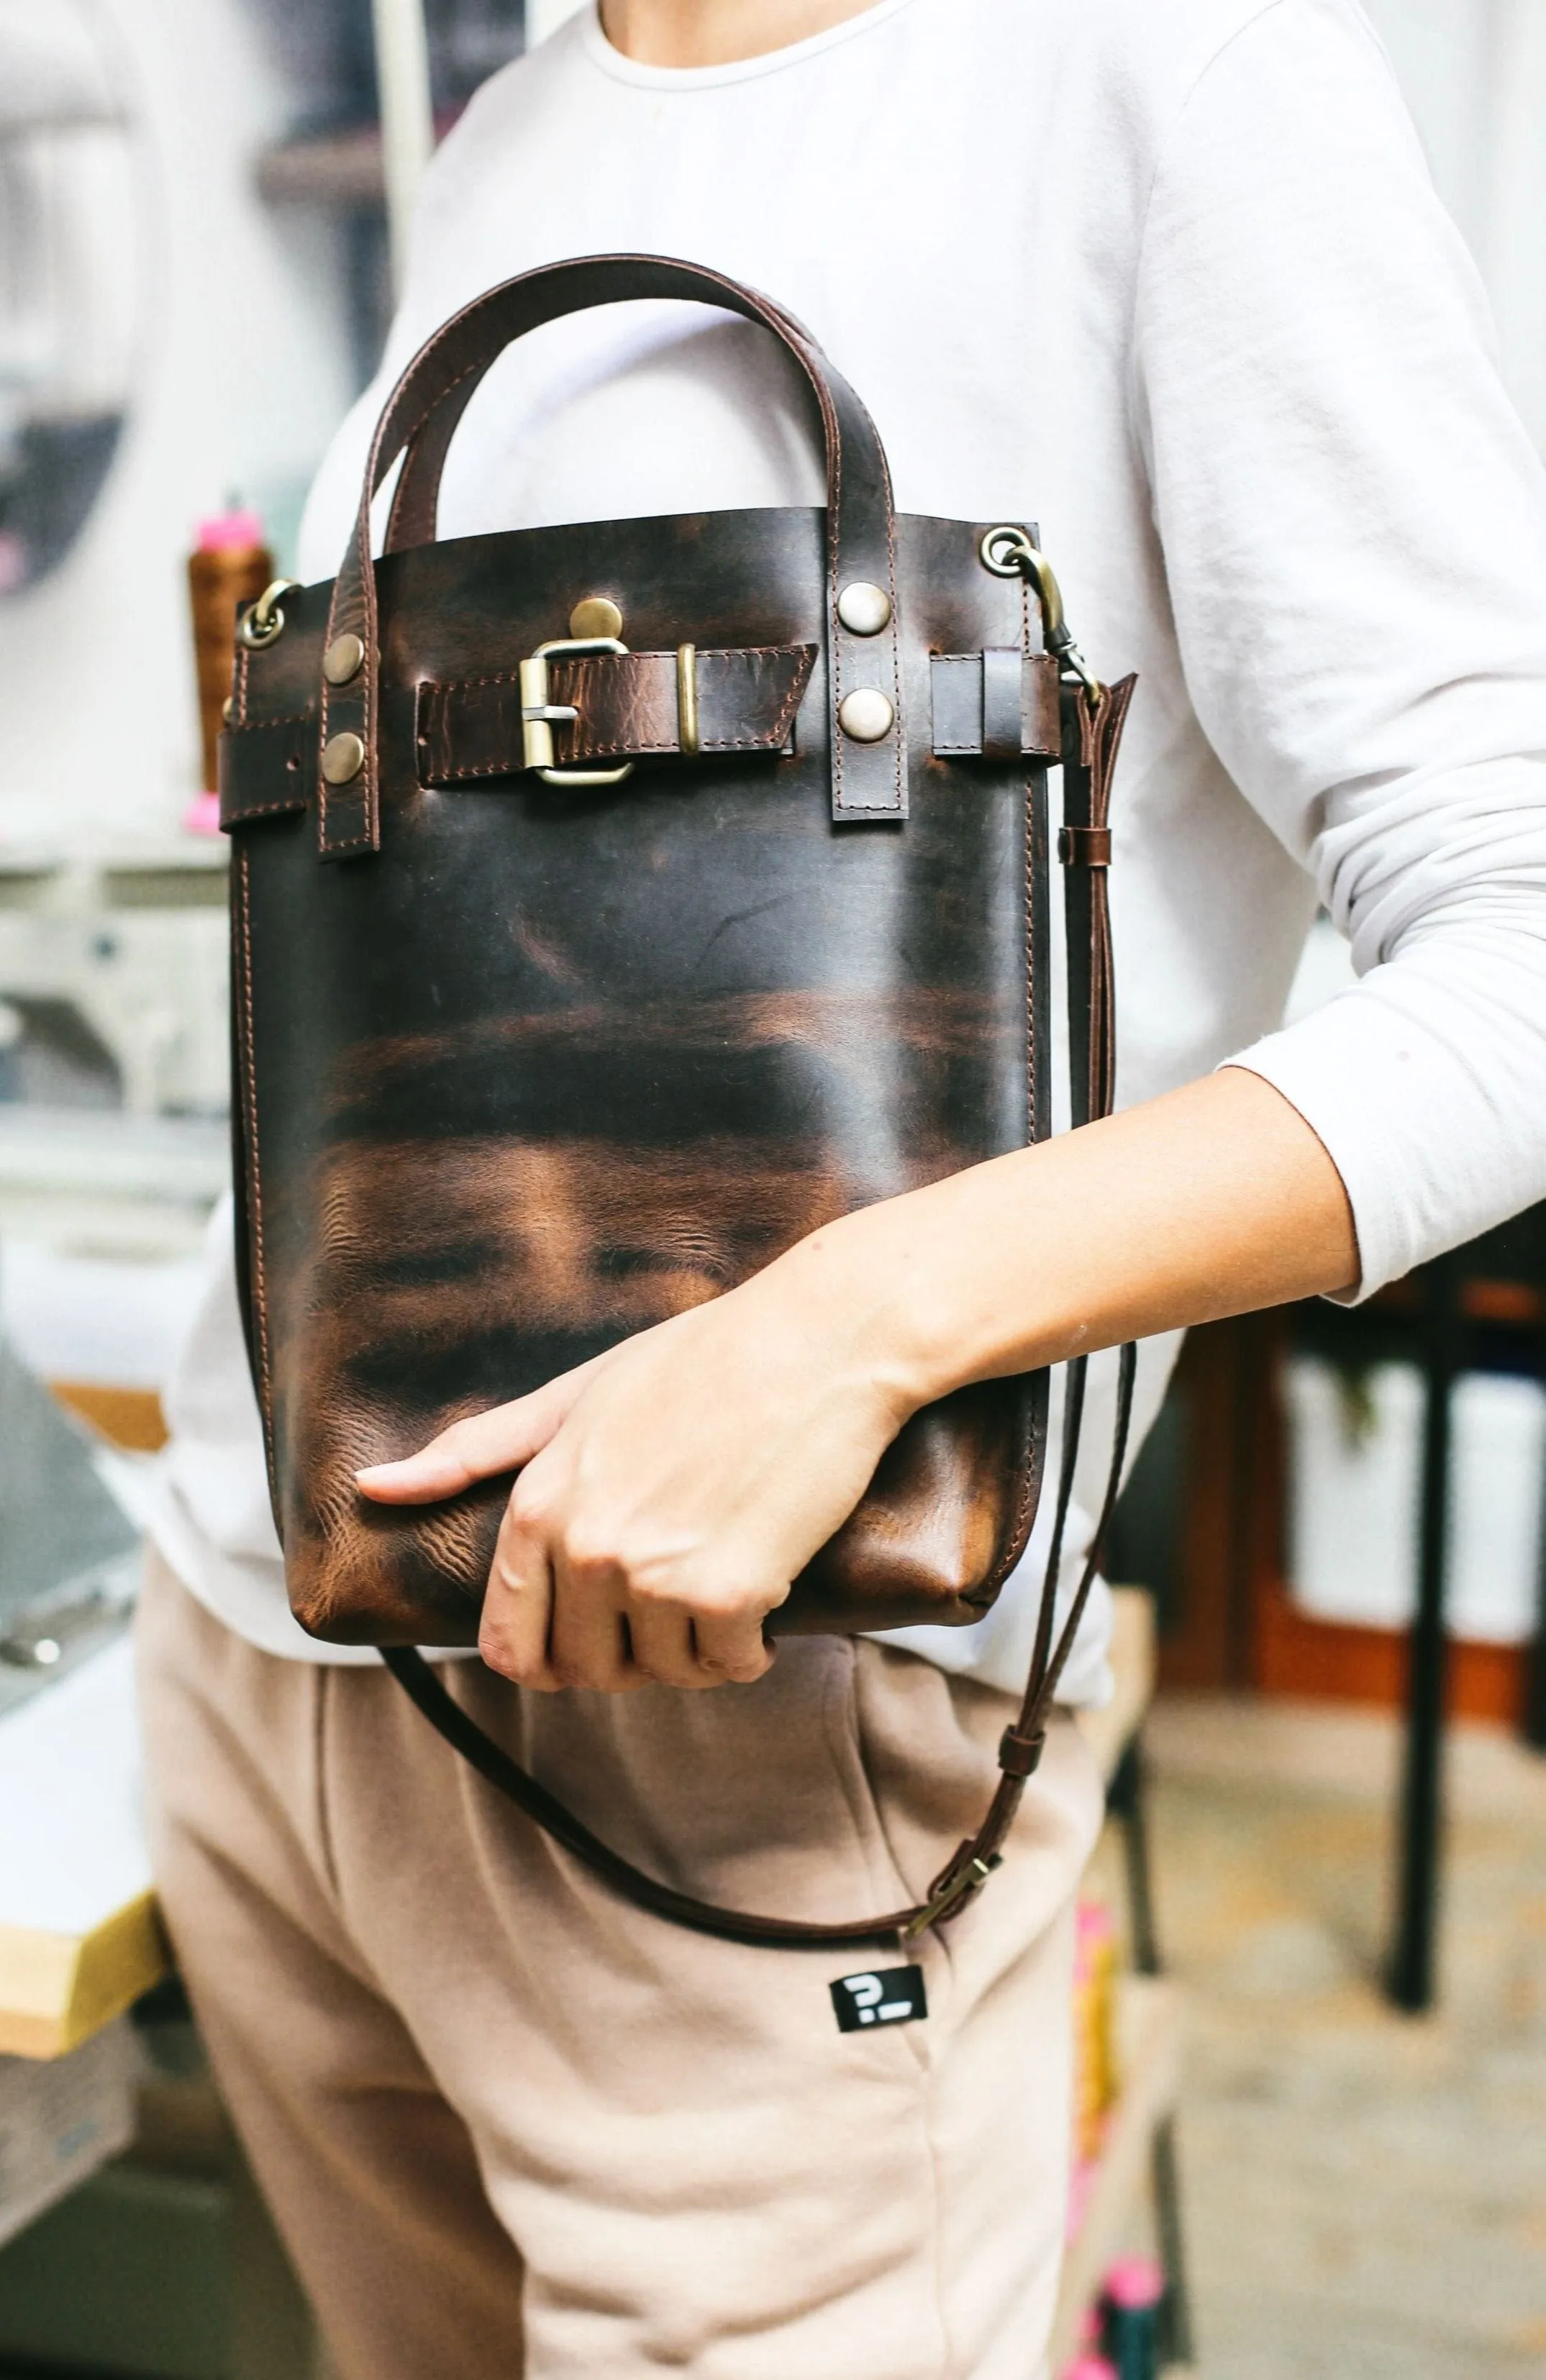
419, 645, 817, 780
219, 643, 1063, 824
382, 661, 1140, 1955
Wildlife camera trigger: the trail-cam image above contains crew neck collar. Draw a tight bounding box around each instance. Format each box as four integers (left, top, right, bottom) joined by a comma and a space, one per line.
580, 0, 920, 91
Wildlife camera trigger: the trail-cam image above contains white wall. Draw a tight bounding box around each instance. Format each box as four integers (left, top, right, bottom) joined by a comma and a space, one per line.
1366, 0, 1546, 450
525, 0, 587, 48
0, 0, 355, 857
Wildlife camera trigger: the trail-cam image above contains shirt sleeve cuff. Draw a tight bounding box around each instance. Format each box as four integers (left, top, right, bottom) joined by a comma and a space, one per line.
1217, 1006, 1412, 1305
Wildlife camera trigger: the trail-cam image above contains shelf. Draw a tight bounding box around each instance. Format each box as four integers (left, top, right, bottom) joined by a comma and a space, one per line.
1048, 1974, 1184, 2375
256, 124, 387, 209
256, 106, 470, 211
0, 1639, 168, 2058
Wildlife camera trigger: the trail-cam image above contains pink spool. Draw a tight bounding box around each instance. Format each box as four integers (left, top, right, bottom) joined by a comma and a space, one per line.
1104, 2253, 1165, 2311
196, 508, 267, 552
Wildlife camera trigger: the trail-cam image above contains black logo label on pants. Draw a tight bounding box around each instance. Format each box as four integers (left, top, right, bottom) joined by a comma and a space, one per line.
830, 1966, 928, 2032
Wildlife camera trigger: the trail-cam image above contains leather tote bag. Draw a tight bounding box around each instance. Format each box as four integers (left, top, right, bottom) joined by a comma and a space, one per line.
221, 256, 1135, 1948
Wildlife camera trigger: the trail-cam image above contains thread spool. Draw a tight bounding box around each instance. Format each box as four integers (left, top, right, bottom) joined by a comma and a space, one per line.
1102, 2255, 1165, 2380
187, 508, 272, 798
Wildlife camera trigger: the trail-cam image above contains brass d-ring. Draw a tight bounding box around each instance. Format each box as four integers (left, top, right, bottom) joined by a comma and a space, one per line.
237, 579, 301, 651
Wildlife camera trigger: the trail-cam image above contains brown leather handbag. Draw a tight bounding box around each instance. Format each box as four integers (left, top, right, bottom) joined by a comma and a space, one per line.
221, 255, 1135, 1949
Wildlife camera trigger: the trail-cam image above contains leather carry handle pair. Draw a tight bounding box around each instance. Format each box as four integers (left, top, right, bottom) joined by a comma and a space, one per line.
383, 667, 1139, 1954
317, 255, 911, 858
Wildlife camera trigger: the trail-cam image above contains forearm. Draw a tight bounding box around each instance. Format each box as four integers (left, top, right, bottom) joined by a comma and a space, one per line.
363, 1068, 1356, 1690
778, 1067, 1358, 1418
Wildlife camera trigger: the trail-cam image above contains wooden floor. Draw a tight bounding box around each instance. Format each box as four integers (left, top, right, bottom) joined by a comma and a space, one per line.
1133, 1695, 1546, 2379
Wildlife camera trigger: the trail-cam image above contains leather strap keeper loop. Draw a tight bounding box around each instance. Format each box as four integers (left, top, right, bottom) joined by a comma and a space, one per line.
1058, 825, 1111, 868
997, 1724, 1046, 1779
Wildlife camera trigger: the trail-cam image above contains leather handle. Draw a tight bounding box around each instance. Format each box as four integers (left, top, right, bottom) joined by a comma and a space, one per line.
383, 284, 825, 554
317, 254, 909, 858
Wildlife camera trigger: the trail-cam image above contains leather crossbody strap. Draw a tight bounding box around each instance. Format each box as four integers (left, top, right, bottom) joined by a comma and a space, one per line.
316, 256, 911, 852
382, 668, 1139, 1953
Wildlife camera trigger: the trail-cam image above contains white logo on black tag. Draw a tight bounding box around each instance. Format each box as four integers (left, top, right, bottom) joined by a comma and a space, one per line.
830, 1966, 928, 2032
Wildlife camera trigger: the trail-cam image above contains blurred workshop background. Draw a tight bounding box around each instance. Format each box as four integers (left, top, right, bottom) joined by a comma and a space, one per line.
0, 3, 1544, 2377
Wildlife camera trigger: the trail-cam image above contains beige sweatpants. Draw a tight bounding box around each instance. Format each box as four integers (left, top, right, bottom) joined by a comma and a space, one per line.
135, 1548, 1102, 2380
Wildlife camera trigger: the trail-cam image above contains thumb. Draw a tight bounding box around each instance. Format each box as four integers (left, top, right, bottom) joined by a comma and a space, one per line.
355, 1360, 599, 1503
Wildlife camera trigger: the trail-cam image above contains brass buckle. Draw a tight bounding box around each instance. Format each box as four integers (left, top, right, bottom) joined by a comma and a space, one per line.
519, 636, 635, 788
900, 1848, 1002, 1941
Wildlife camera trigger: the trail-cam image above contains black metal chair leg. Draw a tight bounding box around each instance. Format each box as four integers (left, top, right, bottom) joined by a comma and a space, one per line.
1107, 1731, 1196, 2368
1109, 1736, 1161, 1977
1150, 2115, 1194, 2368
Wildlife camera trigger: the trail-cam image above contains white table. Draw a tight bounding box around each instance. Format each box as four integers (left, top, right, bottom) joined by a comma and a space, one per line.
0, 1637, 166, 2059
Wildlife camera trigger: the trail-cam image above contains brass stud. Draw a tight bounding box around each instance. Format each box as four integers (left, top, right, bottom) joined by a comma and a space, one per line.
568, 596, 623, 640
837, 688, 895, 744
836, 580, 891, 637
323, 632, 365, 685
322, 731, 365, 785
221, 696, 235, 726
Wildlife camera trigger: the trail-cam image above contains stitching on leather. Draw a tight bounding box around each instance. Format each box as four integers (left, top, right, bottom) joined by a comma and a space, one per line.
999, 567, 1042, 1590
388, 359, 486, 545
381, 349, 497, 557
881, 431, 903, 812
362, 491, 378, 849
763, 647, 816, 747
233, 849, 276, 1487
827, 373, 844, 811
229, 710, 313, 732
319, 585, 336, 851
223, 795, 307, 821
429, 733, 788, 774
424, 757, 521, 781
429, 647, 806, 696
432, 668, 522, 696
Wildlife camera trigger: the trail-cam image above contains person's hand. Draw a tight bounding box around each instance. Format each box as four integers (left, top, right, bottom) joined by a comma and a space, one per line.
355, 1239, 915, 1692
356, 1070, 1358, 1695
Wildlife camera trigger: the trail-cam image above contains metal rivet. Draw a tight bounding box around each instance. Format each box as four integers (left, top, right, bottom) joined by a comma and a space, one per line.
569, 596, 623, 640
322, 731, 365, 785
323, 632, 365, 685
837, 688, 895, 744
836, 580, 891, 637
221, 696, 235, 726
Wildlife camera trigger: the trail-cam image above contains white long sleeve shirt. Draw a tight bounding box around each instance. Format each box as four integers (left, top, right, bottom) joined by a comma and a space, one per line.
148, 0, 1546, 1697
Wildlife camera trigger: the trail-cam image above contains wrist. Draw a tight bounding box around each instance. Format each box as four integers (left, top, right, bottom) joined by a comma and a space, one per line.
770, 1172, 1022, 1420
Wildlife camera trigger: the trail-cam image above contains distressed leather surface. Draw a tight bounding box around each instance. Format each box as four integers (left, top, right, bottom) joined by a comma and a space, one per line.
228, 502, 1050, 1647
